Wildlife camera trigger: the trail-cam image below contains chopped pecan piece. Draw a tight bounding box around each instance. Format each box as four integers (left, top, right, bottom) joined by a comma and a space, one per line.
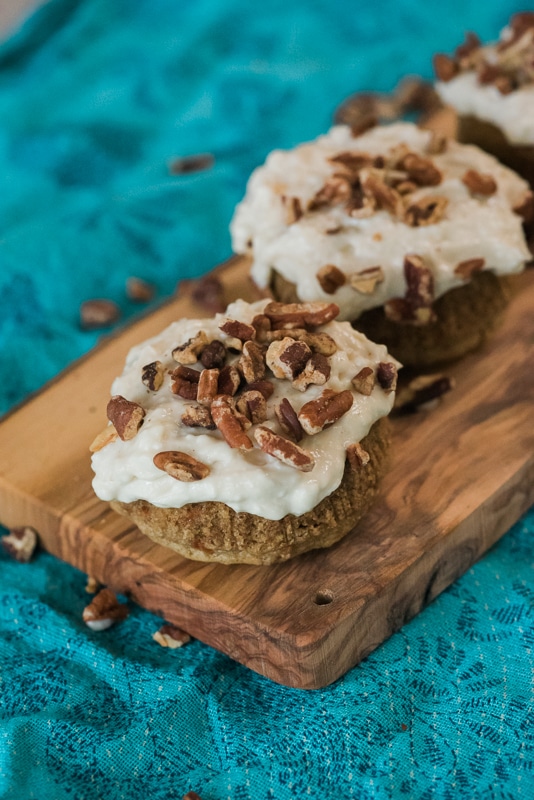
349, 266, 385, 295
425, 132, 448, 156
405, 195, 448, 227
172, 330, 209, 364
283, 195, 303, 225
191, 274, 225, 314
141, 360, 165, 391
219, 318, 256, 342
260, 328, 338, 355
360, 170, 403, 216
80, 299, 121, 330
238, 340, 266, 383
200, 339, 227, 369
107, 396, 145, 440
2, 526, 38, 563
153, 623, 191, 649
454, 258, 485, 280
514, 191, 534, 223
251, 314, 272, 339
85, 576, 100, 594
181, 404, 215, 429
317, 264, 346, 294
308, 174, 352, 210
217, 364, 242, 396
210, 395, 253, 450
385, 254, 436, 325
462, 170, 497, 197
168, 153, 214, 174
298, 389, 354, 435
433, 53, 459, 82
83, 588, 129, 631
90, 425, 119, 452
264, 301, 339, 328
197, 368, 220, 406
245, 379, 275, 399
154, 450, 210, 481
376, 362, 398, 394
292, 353, 331, 392
346, 442, 370, 469
394, 373, 454, 413
398, 152, 442, 186
236, 389, 267, 424
351, 366, 375, 396
170, 365, 200, 400
126, 276, 154, 303
274, 398, 304, 442
329, 151, 374, 173
254, 426, 315, 472
266, 338, 312, 380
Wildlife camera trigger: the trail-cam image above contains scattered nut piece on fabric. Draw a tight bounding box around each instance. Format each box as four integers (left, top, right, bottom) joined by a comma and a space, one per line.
82, 588, 129, 631
168, 153, 214, 174
153, 623, 191, 649
85, 576, 100, 594
80, 299, 121, 330
1, 526, 38, 562
126, 277, 155, 303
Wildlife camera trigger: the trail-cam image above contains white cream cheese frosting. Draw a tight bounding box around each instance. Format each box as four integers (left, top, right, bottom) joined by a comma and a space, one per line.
230, 123, 530, 321
91, 299, 398, 520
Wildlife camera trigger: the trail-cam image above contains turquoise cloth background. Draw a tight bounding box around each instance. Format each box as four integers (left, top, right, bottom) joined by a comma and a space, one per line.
0, 1, 532, 798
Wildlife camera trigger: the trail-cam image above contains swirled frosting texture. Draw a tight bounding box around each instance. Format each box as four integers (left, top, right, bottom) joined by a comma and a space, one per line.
91, 299, 397, 520
230, 123, 530, 321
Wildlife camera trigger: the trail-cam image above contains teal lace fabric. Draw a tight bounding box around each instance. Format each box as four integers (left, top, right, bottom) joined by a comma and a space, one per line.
0, 1, 532, 798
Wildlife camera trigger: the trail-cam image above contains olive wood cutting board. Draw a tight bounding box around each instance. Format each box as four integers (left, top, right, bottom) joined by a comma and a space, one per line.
0, 258, 533, 689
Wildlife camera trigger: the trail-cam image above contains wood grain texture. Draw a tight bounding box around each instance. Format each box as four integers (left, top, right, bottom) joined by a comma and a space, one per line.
0, 260, 533, 689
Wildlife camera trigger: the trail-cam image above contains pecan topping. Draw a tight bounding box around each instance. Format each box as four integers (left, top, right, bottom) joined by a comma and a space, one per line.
264, 301, 339, 328
80, 298, 121, 330
107, 396, 145, 440
245, 379, 275, 399
89, 425, 119, 452
283, 195, 303, 224
236, 390, 267, 424
170, 365, 200, 400
385, 254, 436, 325
317, 264, 346, 294
329, 151, 374, 173
433, 53, 459, 82
425, 132, 448, 156
298, 389, 354, 435
238, 340, 266, 383
308, 174, 352, 210
266, 338, 312, 380
513, 192, 534, 223
462, 169, 497, 197
153, 623, 191, 649
126, 276, 154, 303
251, 314, 272, 339
360, 170, 403, 216
275, 398, 304, 442
398, 152, 442, 186
153, 450, 210, 481
292, 352, 331, 392
346, 442, 370, 469
200, 339, 227, 369
83, 588, 129, 631
191, 274, 225, 314
349, 266, 385, 295
2, 526, 38, 563
168, 153, 214, 174
181, 404, 215, 429
172, 330, 209, 364
258, 327, 338, 356
394, 373, 454, 413
217, 364, 242, 396
351, 366, 375, 396
210, 395, 253, 450
376, 362, 398, 394
254, 426, 315, 472
404, 195, 448, 227
219, 318, 256, 342
196, 369, 220, 406
454, 257, 485, 280
141, 360, 165, 391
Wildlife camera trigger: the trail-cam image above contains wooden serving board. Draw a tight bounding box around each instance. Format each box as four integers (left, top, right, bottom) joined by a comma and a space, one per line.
1, 258, 533, 689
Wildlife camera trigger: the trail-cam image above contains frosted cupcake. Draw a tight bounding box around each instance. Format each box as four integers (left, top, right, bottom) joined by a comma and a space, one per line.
230, 122, 531, 366
434, 13, 534, 188
91, 299, 398, 565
